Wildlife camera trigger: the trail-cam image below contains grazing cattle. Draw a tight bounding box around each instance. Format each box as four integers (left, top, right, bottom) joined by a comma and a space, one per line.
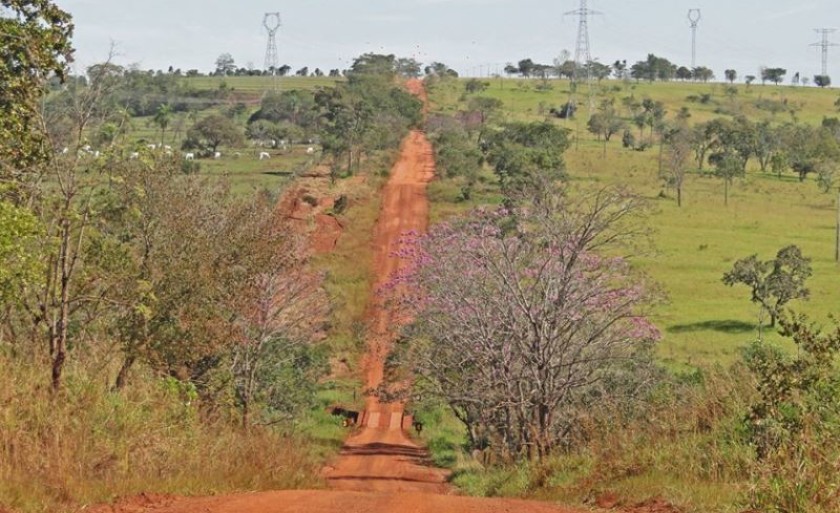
259, 151, 271, 160
82, 144, 92, 152
163, 145, 172, 151
61, 147, 69, 154
306, 147, 315, 155
93, 151, 100, 158
214, 151, 221, 159
147, 144, 157, 150
130, 152, 139, 160
184, 152, 195, 160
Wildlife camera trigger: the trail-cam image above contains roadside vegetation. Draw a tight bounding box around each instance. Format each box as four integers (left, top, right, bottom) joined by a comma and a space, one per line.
0, 3, 421, 511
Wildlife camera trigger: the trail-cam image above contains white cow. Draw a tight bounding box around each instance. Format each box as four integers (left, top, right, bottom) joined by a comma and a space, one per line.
130, 152, 140, 160
214, 151, 221, 159
93, 151, 100, 158
259, 152, 271, 160
147, 144, 157, 150
306, 147, 315, 155
61, 147, 69, 155
163, 145, 172, 151
185, 152, 195, 160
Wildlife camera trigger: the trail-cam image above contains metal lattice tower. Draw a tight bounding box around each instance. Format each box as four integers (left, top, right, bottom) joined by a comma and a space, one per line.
263, 13, 281, 78
811, 28, 838, 77
688, 9, 701, 69
565, 0, 601, 112
566, 0, 600, 87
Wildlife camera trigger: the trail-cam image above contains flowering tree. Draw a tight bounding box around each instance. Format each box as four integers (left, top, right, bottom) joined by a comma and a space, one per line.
391, 188, 659, 460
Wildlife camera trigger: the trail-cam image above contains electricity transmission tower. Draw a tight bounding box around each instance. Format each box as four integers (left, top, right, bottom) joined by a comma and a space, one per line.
688, 9, 701, 69
565, 0, 601, 111
811, 28, 838, 77
263, 12, 281, 85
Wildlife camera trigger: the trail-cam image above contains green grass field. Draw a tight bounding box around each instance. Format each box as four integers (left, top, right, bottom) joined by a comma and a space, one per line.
428, 77, 840, 366
182, 75, 342, 94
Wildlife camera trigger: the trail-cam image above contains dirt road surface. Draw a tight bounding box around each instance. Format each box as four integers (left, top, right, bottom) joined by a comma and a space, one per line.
96, 79, 586, 513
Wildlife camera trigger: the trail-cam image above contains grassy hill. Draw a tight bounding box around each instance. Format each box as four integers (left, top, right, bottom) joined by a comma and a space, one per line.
427, 77, 840, 367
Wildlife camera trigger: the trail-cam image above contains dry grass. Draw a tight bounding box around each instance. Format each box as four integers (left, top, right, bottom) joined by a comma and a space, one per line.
0, 356, 323, 513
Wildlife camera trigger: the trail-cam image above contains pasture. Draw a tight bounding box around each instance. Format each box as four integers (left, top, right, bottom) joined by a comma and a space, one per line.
427, 77, 840, 366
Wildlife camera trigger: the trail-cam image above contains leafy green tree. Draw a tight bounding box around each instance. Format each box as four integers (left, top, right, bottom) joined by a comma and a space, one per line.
661, 125, 692, 206
722, 245, 812, 327
464, 78, 489, 94
630, 54, 677, 82
675, 66, 693, 81
761, 67, 787, 85
587, 100, 626, 156
814, 75, 832, 88
0, 198, 42, 303
745, 75, 756, 86
350, 53, 397, 76
483, 121, 571, 204
184, 114, 243, 153
725, 69, 738, 83
692, 66, 715, 82
0, 0, 73, 183
153, 103, 173, 144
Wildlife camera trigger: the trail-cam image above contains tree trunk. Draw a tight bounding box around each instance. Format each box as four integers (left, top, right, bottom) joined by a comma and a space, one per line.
114, 354, 135, 390
677, 186, 682, 207
724, 179, 729, 206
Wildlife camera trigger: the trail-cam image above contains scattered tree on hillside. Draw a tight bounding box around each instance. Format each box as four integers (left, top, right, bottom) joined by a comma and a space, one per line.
483, 121, 571, 204
630, 54, 677, 82
815, 75, 832, 88
722, 245, 812, 327
712, 152, 745, 206
587, 99, 626, 156
745, 75, 756, 86
692, 66, 715, 82
725, 69, 738, 83
761, 67, 787, 85
675, 66, 693, 81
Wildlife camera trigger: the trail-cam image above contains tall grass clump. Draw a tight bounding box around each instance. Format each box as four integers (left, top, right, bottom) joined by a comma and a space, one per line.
0, 356, 323, 513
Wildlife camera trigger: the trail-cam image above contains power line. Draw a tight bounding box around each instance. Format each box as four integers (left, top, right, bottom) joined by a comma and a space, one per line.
688, 9, 701, 69
811, 28, 838, 77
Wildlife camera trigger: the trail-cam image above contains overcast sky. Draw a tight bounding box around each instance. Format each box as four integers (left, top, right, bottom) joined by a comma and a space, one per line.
58, 0, 839, 81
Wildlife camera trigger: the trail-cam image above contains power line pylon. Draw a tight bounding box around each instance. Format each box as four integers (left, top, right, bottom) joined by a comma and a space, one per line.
565, 0, 601, 113
688, 9, 701, 69
263, 12, 281, 87
811, 28, 838, 77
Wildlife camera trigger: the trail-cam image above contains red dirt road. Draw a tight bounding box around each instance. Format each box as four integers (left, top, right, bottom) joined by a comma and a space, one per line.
98, 80, 585, 513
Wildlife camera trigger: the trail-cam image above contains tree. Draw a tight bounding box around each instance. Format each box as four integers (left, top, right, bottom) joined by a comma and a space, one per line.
745, 75, 756, 86
391, 188, 658, 460
350, 53, 396, 76
675, 66, 693, 81
185, 114, 243, 153
517, 58, 537, 78
725, 69, 738, 83
214, 53, 236, 76
0, 0, 73, 183
814, 75, 832, 88
712, 152, 745, 205
395, 57, 422, 78
153, 103, 173, 144
761, 67, 787, 85
587, 100, 626, 156
692, 66, 715, 82
464, 78, 489, 94
483, 122, 571, 204
722, 245, 811, 327
661, 125, 692, 206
